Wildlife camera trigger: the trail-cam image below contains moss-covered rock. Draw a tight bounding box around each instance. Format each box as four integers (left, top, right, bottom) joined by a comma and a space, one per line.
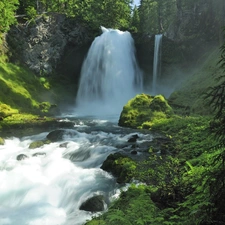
0, 103, 18, 118
29, 140, 51, 149
101, 153, 137, 183
0, 137, 5, 145
118, 94, 174, 129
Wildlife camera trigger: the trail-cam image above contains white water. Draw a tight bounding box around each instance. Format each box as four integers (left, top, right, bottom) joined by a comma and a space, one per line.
75, 27, 143, 117
0, 126, 117, 225
0, 119, 153, 225
152, 34, 162, 95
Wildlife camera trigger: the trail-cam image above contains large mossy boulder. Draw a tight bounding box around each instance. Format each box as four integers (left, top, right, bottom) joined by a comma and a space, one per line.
118, 94, 174, 129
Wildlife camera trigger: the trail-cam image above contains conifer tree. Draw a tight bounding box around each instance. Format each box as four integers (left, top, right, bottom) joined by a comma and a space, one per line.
0, 0, 19, 34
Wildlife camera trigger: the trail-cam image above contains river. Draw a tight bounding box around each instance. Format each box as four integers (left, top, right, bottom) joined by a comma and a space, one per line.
0, 115, 153, 225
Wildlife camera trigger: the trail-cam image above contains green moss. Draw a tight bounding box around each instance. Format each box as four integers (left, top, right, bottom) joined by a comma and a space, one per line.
101, 153, 137, 183
0, 55, 69, 119
0, 103, 19, 118
0, 137, 5, 145
118, 93, 173, 129
29, 139, 51, 149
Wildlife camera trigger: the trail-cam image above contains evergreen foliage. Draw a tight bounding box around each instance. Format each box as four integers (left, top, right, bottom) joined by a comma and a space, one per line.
0, 0, 19, 34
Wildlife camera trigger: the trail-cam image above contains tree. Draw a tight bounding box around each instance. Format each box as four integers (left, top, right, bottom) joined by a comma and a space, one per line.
139, 0, 176, 34
0, 0, 19, 34
130, 6, 140, 32
204, 27, 225, 224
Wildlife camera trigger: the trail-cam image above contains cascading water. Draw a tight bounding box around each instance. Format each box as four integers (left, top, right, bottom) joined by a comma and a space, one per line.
75, 27, 143, 117
0, 119, 153, 225
152, 34, 162, 95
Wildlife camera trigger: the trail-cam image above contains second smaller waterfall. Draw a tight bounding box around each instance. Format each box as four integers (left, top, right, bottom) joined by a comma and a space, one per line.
152, 34, 162, 95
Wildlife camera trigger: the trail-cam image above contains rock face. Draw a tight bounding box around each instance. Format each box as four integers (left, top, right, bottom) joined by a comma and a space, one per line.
166, 0, 225, 61
7, 13, 93, 77
118, 94, 173, 129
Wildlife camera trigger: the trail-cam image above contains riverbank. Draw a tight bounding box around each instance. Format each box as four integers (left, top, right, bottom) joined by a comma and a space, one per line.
85, 113, 220, 225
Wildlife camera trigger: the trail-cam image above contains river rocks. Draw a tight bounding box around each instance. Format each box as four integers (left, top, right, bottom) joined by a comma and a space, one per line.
128, 134, 139, 142
0, 137, 5, 145
32, 152, 46, 157
79, 195, 105, 212
46, 129, 77, 142
118, 94, 173, 129
29, 140, 51, 149
17, 154, 28, 161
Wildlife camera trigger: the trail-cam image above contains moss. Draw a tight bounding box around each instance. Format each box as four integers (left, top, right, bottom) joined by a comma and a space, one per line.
0, 137, 5, 145
118, 93, 173, 129
29, 139, 51, 149
101, 153, 137, 183
0, 103, 19, 118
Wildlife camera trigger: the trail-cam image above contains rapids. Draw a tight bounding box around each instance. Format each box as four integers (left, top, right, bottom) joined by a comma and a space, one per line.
0, 117, 153, 225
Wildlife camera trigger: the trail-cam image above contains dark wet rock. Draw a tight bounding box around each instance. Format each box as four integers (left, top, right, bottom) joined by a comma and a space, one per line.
17, 154, 28, 161
128, 134, 139, 142
59, 142, 69, 148
32, 152, 46, 157
131, 150, 138, 155
0, 137, 5, 145
46, 129, 77, 142
69, 149, 90, 162
150, 137, 174, 155
79, 195, 105, 212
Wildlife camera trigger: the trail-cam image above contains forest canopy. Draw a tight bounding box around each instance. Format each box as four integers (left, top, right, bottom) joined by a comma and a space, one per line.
1, 0, 225, 38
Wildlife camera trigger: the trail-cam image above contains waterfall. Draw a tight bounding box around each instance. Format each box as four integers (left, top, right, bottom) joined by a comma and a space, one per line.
75, 27, 143, 117
152, 34, 162, 95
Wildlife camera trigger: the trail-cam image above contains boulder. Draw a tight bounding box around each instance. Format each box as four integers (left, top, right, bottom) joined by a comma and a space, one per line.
17, 154, 28, 160
79, 195, 105, 212
46, 129, 77, 142
29, 140, 49, 149
118, 94, 173, 129
128, 134, 139, 142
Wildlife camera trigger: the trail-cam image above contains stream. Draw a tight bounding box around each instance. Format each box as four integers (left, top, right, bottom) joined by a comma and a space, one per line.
0, 116, 153, 225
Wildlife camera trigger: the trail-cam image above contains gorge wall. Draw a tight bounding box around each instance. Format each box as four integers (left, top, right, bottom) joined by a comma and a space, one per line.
7, 13, 93, 80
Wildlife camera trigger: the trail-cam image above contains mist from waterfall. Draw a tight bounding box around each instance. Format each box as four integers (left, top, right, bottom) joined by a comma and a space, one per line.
152, 34, 162, 95
75, 27, 143, 117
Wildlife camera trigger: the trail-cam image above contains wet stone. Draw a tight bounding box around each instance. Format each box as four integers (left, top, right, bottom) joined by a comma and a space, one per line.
17, 154, 28, 161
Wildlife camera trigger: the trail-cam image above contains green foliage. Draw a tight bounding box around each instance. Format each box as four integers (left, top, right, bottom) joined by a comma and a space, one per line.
25, 6, 37, 20
17, 0, 133, 30
139, 0, 176, 34
0, 0, 19, 34
130, 6, 140, 32
86, 185, 163, 225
